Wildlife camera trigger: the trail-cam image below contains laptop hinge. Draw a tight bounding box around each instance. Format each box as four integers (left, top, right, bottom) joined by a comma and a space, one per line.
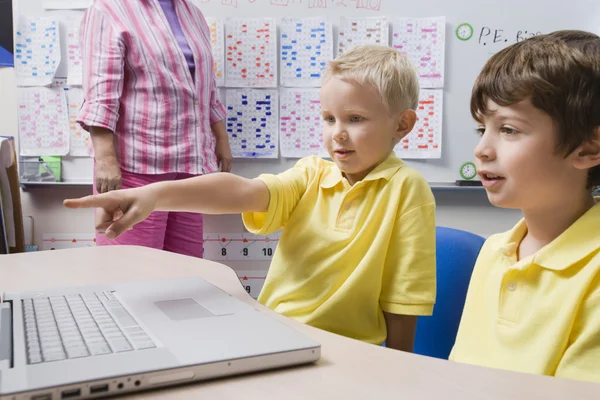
0, 301, 13, 369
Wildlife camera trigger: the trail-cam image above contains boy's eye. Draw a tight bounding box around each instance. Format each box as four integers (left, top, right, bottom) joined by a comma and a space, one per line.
475, 127, 485, 136
350, 115, 363, 122
323, 116, 335, 123
500, 126, 519, 135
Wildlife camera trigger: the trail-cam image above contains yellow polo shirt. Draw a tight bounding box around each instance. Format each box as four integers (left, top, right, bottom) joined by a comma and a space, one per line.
450, 199, 600, 383
242, 154, 436, 344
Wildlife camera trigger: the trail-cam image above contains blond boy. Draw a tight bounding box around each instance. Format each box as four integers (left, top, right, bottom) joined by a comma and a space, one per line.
65, 45, 437, 351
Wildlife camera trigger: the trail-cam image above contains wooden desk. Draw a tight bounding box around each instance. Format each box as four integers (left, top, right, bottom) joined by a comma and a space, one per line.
1, 246, 598, 399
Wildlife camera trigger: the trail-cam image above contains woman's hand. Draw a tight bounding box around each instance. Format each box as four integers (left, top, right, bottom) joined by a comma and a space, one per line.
90, 127, 121, 193
64, 186, 157, 239
94, 155, 122, 193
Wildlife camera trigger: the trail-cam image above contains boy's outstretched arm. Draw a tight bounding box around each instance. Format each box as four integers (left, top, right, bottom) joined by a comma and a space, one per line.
64, 173, 269, 239
384, 312, 417, 352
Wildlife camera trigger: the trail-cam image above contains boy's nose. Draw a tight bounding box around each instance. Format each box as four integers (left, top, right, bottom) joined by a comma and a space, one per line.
332, 124, 348, 141
474, 132, 495, 161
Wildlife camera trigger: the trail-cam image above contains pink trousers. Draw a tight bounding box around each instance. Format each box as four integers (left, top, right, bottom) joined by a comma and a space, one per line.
94, 169, 204, 258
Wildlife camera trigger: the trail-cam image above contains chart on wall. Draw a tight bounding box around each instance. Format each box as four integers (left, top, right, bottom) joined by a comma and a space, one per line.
392, 17, 446, 88
225, 89, 279, 158
14, 16, 61, 86
225, 18, 277, 87
205, 16, 225, 87
0, 0, 14, 67
337, 16, 389, 55
18, 87, 70, 156
279, 17, 334, 87
203, 231, 280, 262
66, 88, 93, 157
395, 89, 443, 159
42, 233, 96, 251
66, 15, 83, 86
279, 88, 326, 158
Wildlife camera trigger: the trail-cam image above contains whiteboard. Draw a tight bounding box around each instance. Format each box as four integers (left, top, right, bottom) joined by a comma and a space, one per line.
14, 0, 600, 184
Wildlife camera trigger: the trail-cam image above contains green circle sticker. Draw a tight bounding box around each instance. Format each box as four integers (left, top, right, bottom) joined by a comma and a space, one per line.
460, 161, 477, 180
456, 23, 474, 41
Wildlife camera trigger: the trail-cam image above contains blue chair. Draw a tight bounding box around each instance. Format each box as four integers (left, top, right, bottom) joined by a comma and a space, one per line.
412, 226, 485, 359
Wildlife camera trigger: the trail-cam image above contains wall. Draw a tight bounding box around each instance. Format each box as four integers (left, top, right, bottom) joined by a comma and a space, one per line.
2, 65, 523, 273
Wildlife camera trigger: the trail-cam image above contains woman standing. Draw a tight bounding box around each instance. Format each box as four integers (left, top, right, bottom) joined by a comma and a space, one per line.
77, 0, 231, 257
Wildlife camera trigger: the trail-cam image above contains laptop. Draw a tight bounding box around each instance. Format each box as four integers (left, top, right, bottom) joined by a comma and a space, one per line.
0, 277, 321, 399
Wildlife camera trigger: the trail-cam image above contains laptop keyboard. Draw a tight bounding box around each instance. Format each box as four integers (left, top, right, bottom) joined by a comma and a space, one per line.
22, 292, 156, 364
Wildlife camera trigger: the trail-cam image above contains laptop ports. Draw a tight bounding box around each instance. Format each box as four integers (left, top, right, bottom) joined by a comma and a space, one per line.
89, 384, 109, 394
61, 388, 81, 398
31, 394, 52, 400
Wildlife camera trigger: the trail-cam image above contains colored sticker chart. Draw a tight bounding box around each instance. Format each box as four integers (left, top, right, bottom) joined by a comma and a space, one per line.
395, 89, 443, 159
392, 17, 446, 88
225, 89, 279, 158
66, 16, 83, 86
338, 16, 388, 55
225, 18, 277, 88
204, 17, 225, 87
18, 87, 70, 156
14, 17, 61, 87
280, 89, 326, 158
66, 88, 93, 157
203, 232, 280, 262
279, 17, 333, 87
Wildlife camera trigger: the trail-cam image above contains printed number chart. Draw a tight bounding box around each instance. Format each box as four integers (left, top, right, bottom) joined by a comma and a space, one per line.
338, 16, 389, 55
395, 89, 443, 159
203, 232, 280, 262
392, 17, 446, 88
279, 17, 333, 87
42, 233, 96, 251
18, 87, 70, 156
205, 17, 225, 87
279, 89, 326, 158
226, 89, 279, 158
225, 18, 277, 87
14, 17, 61, 87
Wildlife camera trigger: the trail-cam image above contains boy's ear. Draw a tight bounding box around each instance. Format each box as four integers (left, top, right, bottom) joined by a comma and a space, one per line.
394, 109, 417, 141
572, 126, 600, 171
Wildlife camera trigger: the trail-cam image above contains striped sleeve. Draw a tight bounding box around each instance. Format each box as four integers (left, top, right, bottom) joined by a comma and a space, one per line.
77, 6, 125, 133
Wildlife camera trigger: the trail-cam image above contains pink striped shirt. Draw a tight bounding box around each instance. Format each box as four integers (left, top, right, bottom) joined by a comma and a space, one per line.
77, 0, 226, 175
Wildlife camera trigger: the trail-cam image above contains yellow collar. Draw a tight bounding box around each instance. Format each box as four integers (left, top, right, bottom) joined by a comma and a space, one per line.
494, 199, 600, 271
320, 153, 404, 189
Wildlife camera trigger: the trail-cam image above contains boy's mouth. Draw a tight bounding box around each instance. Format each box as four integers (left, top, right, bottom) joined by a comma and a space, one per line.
334, 149, 355, 159
479, 171, 506, 187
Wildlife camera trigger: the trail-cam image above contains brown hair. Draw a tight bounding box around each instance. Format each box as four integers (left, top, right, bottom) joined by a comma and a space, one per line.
471, 30, 600, 189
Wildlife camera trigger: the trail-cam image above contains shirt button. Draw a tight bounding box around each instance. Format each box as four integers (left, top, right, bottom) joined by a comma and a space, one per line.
194, 100, 199, 106
344, 203, 352, 210
507, 282, 517, 291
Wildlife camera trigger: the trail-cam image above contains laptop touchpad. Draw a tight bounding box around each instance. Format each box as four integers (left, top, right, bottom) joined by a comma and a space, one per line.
155, 299, 215, 321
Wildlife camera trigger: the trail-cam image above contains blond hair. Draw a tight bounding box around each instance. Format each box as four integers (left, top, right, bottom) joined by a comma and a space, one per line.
324, 44, 419, 113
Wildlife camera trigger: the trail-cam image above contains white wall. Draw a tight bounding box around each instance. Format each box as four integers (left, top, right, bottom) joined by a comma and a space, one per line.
1, 67, 523, 271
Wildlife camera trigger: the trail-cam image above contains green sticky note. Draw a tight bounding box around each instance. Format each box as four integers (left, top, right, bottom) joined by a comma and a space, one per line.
38, 156, 62, 180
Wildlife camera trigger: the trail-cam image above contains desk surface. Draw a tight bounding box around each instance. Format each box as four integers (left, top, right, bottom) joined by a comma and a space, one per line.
1, 246, 598, 399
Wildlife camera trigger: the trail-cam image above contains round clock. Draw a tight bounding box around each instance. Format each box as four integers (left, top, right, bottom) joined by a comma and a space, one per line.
460, 161, 477, 180
456, 23, 474, 41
